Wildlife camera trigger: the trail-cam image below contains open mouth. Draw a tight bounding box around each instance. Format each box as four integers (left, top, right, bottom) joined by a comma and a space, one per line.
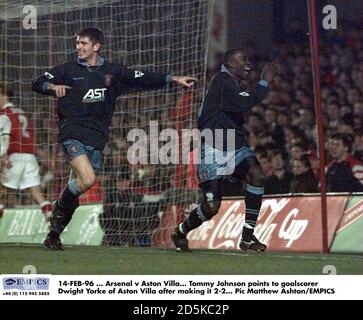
242, 66, 251, 77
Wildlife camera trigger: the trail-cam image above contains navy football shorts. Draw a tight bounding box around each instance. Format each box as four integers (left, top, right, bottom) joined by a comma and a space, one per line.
197, 143, 256, 183
61, 139, 103, 170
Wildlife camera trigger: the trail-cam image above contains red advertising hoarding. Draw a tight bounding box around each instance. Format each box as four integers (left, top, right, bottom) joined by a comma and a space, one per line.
153, 196, 348, 253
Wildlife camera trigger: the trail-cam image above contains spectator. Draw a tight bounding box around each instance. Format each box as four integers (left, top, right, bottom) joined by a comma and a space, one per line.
271, 111, 289, 150
264, 108, 277, 133
353, 129, 363, 162
284, 126, 310, 152
353, 100, 363, 118
254, 145, 272, 177
337, 113, 355, 134
298, 107, 315, 141
326, 133, 363, 192
305, 150, 320, 179
353, 100, 363, 129
325, 101, 341, 132
290, 143, 307, 161
347, 88, 361, 107
290, 156, 318, 193
246, 112, 265, 132
264, 150, 293, 195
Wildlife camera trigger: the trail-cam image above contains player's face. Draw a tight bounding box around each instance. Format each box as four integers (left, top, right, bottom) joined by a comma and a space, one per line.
233, 53, 251, 80
76, 36, 100, 61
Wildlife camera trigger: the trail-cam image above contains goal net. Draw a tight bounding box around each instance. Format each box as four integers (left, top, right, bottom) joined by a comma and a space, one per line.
0, 0, 212, 247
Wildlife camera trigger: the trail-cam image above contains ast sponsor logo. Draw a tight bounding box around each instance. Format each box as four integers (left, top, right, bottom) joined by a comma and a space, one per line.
82, 88, 107, 103
3, 277, 49, 290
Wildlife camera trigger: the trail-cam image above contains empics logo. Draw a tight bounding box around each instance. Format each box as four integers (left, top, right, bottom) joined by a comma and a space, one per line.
3, 277, 49, 290
5, 279, 16, 286
82, 88, 107, 103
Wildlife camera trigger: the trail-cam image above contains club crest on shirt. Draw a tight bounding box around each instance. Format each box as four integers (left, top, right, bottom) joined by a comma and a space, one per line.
104, 74, 113, 86
202, 171, 208, 179
70, 145, 78, 153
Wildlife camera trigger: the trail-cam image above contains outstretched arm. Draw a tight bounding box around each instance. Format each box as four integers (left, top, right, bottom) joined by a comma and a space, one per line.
114, 65, 196, 91
170, 76, 197, 88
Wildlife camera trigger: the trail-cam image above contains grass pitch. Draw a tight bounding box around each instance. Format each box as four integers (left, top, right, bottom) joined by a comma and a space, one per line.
0, 244, 362, 275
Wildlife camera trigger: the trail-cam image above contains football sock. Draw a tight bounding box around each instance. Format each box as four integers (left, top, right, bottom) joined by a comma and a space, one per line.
178, 204, 207, 235
59, 180, 81, 209
243, 184, 264, 240
49, 180, 81, 238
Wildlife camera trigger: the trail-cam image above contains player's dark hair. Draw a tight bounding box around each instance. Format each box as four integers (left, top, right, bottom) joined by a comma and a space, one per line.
76, 27, 104, 45
0, 84, 14, 98
223, 48, 245, 68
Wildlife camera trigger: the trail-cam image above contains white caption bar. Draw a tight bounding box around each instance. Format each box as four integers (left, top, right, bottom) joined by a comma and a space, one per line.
1, 275, 362, 300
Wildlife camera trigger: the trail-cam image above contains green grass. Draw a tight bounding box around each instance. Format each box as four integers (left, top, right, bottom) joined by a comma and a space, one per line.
0, 244, 362, 275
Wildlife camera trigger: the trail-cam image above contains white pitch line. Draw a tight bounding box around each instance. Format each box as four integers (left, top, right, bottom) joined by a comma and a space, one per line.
197, 250, 363, 262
